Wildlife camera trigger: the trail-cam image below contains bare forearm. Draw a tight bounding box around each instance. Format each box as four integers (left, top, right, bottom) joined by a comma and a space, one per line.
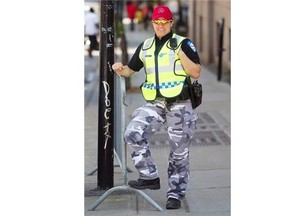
178, 50, 201, 79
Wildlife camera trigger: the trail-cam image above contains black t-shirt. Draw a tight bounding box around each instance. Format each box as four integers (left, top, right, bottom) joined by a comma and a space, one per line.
127, 31, 201, 72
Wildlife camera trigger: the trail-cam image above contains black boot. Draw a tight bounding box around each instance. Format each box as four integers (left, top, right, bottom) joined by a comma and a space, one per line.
166, 198, 181, 209
128, 178, 160, 190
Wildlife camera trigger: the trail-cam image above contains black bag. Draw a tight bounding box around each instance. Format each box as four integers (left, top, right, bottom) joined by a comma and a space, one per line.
191, 80, 202, 109
187, 78, 203, 109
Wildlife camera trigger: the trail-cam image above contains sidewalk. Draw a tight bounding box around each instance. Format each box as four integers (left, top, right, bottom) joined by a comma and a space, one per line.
84, 22, 231, 216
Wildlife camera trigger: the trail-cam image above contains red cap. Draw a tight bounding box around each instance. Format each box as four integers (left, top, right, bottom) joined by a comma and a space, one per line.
152, 5, 173, 20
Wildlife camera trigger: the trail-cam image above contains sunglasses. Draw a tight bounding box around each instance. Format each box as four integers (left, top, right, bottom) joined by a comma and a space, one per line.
152, 19, 172, 25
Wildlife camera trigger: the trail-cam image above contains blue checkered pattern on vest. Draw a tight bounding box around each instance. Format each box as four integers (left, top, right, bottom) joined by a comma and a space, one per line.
143, 81, 185, 90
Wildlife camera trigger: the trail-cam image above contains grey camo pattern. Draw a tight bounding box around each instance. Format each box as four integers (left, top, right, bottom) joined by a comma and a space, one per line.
124, 99, 197, 200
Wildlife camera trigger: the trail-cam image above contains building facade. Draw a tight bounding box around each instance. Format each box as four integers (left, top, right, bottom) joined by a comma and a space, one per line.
188, 0, 231, 73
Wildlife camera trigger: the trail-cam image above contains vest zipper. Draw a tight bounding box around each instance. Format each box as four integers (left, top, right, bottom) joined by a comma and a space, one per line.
154, 50, 160, 96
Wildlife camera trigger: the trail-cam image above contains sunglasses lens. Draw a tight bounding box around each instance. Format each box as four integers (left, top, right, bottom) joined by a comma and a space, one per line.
153, 20, 170, 24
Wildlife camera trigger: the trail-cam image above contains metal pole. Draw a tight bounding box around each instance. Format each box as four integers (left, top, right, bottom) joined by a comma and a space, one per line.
97, 0, 115, 190
217, 17, 225, 81
193, 0, 197, 43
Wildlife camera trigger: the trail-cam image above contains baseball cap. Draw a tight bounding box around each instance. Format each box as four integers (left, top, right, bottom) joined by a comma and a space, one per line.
152, 5, 173, 20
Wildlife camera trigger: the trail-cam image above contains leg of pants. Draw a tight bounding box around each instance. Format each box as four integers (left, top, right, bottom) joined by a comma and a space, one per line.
88, 35, 98, 50
130, 19, 135, 31
124, 102, 166, 180
166, 100, 198, 200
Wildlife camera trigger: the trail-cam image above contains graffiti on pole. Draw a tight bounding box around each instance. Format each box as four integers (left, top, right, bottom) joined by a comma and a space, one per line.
102, 81, 112, 149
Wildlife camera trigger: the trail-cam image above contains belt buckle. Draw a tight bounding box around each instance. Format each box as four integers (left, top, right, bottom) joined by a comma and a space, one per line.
155, 97, 166, 106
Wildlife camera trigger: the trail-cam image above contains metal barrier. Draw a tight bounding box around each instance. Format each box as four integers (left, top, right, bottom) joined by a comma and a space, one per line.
88, 73, 163, 212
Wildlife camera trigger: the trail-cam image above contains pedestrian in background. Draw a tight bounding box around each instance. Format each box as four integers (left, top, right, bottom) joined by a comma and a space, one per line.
112, 5, 201, 210
126, 1, 137, 31
139, 1, 151, 30
84, 7, 99, 58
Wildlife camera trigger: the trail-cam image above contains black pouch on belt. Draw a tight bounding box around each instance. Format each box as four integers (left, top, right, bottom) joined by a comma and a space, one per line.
186, 77, 203, 109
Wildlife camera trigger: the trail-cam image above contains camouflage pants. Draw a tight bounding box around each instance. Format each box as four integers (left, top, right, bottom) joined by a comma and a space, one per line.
124, 99, 198, 200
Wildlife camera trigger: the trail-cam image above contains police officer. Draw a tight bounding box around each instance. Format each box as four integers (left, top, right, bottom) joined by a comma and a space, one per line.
112, 5, 201, 210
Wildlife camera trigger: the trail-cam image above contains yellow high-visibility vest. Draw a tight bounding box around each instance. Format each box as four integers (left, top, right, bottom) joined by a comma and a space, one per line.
139, 33, 187, 101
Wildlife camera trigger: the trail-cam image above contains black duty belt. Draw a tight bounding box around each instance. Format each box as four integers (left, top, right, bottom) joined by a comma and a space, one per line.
154, 84, 191, 103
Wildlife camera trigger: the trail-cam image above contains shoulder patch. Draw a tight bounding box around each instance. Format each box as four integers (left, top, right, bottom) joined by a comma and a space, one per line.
187, 40, 197, 52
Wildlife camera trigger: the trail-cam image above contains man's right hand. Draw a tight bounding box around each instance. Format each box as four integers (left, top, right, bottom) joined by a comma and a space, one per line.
112, 62, 125, 73
112, 62, 134, 77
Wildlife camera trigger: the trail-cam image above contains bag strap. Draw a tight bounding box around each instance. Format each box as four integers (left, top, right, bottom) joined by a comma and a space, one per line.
186, 77, 196, 109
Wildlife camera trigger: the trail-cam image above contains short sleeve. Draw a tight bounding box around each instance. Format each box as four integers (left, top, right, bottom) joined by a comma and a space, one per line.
181, 39, 201, 65
127, 42, 144, 71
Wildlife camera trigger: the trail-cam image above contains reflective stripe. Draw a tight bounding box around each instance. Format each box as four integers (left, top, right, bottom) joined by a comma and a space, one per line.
146, 64, 184, 74
142, 38, 154, 50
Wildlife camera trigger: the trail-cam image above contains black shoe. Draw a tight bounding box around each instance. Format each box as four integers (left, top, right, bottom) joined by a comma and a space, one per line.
166, 198, 181, 209
128, 178, 160, 190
